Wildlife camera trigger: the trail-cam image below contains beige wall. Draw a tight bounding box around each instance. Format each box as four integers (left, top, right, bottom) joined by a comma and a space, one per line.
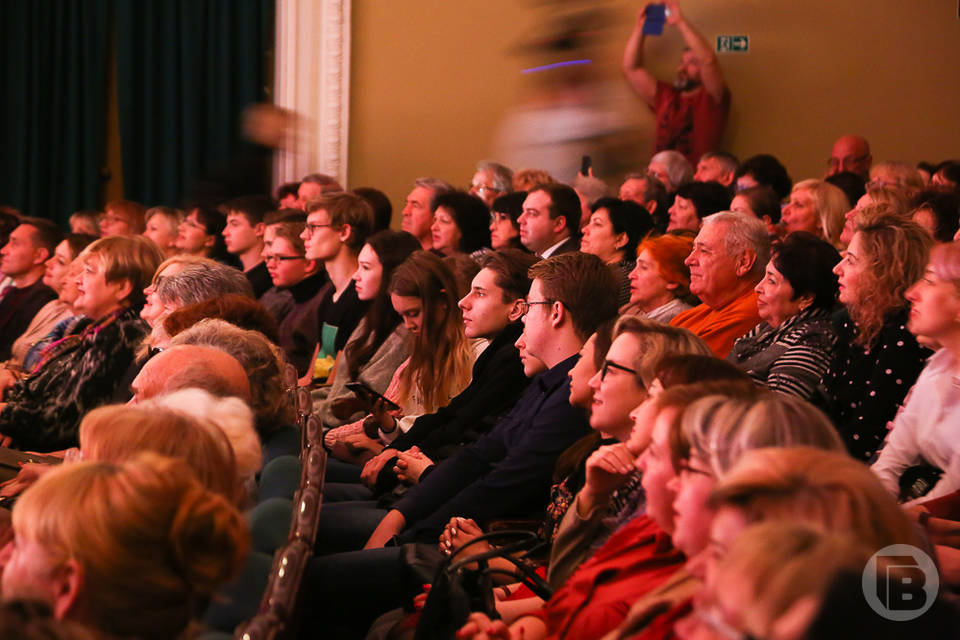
348, 1, 960, 215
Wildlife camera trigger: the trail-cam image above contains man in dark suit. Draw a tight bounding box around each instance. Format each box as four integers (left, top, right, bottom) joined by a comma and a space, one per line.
518, 183, 581, 258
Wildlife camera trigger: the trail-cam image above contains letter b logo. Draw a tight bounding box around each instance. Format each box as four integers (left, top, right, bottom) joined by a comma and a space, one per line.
864, 545, 938, 621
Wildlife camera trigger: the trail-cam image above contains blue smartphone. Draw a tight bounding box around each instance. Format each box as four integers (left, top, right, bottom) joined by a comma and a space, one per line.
643, 4, 666, 36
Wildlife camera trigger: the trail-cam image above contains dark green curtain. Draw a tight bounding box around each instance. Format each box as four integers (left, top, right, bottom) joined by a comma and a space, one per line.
0, 1, 111, 225
115, 0, 274, 208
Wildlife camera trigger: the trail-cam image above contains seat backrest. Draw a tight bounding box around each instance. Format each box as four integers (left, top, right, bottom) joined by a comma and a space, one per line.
287, 485, 322, 546
260, 540, 311, 622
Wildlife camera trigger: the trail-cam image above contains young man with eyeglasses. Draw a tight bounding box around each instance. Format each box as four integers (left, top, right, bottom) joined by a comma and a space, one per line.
298, 193, 374, 379
261, 219, 327, 376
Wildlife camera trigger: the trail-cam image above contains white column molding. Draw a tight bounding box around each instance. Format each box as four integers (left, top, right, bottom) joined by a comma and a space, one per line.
273, 0, 351, 189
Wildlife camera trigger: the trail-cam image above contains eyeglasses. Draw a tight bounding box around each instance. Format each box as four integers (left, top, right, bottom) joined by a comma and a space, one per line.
600, 359, 638, 381
471, 183, 498, 194
304, 222, 332, 236
264, 254, 305, 264
518, 299, 554, 316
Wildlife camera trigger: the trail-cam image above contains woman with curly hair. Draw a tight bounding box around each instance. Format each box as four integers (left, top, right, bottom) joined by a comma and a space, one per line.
825, 208, 933, 460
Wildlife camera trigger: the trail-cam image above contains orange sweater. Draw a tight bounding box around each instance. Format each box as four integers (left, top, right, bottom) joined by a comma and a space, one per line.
669, 289, 760, 358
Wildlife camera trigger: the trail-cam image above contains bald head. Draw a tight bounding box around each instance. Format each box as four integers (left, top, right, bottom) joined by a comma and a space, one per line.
130, 344, 251, 404
827, 134, 872, 178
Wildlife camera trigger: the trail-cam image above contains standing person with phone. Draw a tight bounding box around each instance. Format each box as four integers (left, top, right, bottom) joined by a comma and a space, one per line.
622, 1, 730, 165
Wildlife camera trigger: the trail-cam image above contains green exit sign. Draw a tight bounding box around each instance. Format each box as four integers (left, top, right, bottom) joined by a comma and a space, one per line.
717, 35, 749, 52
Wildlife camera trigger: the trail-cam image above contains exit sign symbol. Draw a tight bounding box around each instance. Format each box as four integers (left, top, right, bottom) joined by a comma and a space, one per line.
717, 35, 749, 52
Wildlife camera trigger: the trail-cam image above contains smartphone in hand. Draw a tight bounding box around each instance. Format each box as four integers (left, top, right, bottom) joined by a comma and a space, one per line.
346, 381, 401, 411
643, 4, 667, 35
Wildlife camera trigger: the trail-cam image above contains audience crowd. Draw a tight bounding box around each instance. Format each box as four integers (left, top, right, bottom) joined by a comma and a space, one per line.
0, 27, 959, 639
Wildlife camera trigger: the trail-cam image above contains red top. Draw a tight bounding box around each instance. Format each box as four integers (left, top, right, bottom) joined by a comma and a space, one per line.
653, 82, 730, 165
526, 515, 686, 640
626, 599, 694, 640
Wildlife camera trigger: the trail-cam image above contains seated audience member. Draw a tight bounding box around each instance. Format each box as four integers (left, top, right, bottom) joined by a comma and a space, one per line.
98, 199, 146, 236
73, 394, 258, 505
138, 257, 254, 355
547, 355, 748, 587
623, 234, 696, 321
296, 172, 343, 208
142, 206, 182, 258
313, 230, 421, 427
666, 180, 730, 232
825, 134, 872, 179
619, 173, 670, 233
0, 218, 62, 360
262, 217, 326, 374
323, 251, 478, 468
573, 172, 611, 229
175, 203, 234, 264
676, 447, 946, 640
300, 253, 618, 638
222, 195, 277, 297
693, 524, 873, 640
275, 181, 301, 209
839, 183, 915, 247
353, 186, 393, 233
912, 188, 960, 243
826, 210, 933, 461
729, 232, 840, 400
825, 169, 867, 209
512, 168, 556, 192
0, 236, 162, 451
581, 198, 654, 306
3, 234, 95, 372
734, 153, 792, 200
401, 177, 455, 250
489, 191, 528, 251
781, 179, 848, 247
518, 183, 581, 257
360, 249, 538, 498
932, 160, 960, 191
68, 210, 100, 236
871, 241, 960, 501
128, 344, 251, 406
17, 259, 87, 373
647, 150, 693, 194
301, 192, 375, 377
469, 160, 514, 208
161, 294, 280, 346
869, 160, 924, 196
460, 386, 844, 640
365, 253, 617, 544
729, 184, 781, 227
169, 319, 294, 437
258, 208, 304, 321
693, 151, 738, 187
4, 454, 248, 640
671, 212, 770, 357
429, 190, 491, 257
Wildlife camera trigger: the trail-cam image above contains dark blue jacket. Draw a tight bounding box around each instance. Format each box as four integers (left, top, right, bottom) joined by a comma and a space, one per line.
396, 354, 589, 543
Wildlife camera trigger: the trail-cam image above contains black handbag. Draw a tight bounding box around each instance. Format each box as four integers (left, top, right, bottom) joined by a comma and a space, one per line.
411, 530, 553, 640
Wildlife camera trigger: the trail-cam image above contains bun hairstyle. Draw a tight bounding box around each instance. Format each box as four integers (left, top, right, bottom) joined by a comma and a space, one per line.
13, 453, 249, 640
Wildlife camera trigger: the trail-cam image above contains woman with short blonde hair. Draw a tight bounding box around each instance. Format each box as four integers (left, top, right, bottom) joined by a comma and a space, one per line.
0, 236, 163, 451
782, 179, 849, 247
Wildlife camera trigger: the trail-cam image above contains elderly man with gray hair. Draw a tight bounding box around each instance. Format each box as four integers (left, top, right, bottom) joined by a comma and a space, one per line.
468, 161, 513, 208
670, 211, 770, 357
